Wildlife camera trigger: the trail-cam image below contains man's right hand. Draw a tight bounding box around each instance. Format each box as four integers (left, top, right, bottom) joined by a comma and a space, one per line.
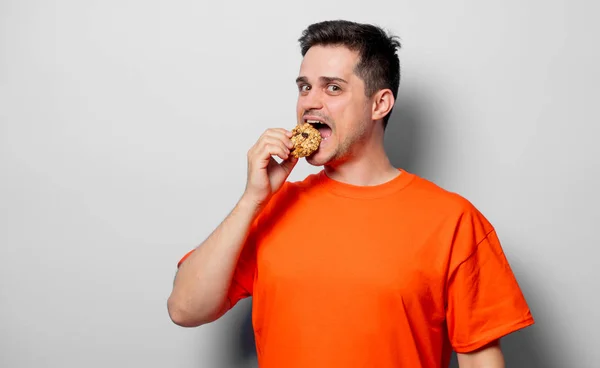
243, 128, 298, 207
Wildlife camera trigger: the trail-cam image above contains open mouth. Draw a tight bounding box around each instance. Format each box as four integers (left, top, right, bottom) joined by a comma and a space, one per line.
305, 119, 332, 140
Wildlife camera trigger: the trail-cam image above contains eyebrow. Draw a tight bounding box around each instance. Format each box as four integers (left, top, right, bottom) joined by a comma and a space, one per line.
295, 76, 349, 84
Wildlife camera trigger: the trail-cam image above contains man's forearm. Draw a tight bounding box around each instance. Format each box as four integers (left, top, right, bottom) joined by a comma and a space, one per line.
167, 195, 262, 327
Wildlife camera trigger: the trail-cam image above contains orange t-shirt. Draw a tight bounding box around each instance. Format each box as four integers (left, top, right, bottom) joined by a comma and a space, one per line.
177, 169, 534, 367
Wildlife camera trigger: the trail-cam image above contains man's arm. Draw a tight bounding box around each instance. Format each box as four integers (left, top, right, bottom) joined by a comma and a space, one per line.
167, 127, 297, 328
456, 340, 505, 368
167, 196, 261, 327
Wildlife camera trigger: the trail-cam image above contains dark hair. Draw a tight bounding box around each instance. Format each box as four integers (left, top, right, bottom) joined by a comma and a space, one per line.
298, 20, 401, 127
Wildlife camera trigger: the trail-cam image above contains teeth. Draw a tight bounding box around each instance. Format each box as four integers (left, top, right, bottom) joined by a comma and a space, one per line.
306, 120, 322, 124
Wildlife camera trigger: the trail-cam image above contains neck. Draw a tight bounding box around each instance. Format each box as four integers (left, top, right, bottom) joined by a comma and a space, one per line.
323, 127, 399, 186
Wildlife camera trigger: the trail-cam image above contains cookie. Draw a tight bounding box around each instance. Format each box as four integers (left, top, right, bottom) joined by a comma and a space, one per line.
290, 123, 322, 158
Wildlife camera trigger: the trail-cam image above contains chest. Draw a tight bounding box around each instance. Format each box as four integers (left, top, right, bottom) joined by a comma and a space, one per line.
254, 202, 449, 303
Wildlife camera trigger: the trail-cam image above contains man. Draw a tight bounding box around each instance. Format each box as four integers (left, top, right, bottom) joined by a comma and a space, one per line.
167, 20, 534, 368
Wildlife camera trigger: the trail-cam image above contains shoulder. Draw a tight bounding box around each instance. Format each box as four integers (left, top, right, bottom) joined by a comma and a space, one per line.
273, 171, 324, 200
252, 171, 322, 222
409, 174, 483, 216
406, 173, 496, 241
286, 171, 324, 190
403, 175, 502, 270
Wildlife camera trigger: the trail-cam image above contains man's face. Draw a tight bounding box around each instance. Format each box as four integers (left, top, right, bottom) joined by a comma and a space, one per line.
295, 45, 372, 166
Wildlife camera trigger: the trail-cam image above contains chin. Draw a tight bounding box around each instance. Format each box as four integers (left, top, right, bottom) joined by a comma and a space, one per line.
305, 138, 339, 166
305, 155, 324, 167
305, 151, 330, 167
306, 148, 340, 167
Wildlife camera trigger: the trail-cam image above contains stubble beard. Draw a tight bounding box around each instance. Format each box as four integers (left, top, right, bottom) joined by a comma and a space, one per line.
319, 120, 370, 167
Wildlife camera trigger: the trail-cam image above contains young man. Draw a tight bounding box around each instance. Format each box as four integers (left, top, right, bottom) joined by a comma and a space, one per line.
168, 20, 534, 368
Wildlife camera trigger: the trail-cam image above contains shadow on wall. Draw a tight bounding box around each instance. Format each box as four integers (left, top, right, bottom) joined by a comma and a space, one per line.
206, 297, 257, 367
237, 298, 257, 363
384, 92, 425, 175
216, 90, 550, 367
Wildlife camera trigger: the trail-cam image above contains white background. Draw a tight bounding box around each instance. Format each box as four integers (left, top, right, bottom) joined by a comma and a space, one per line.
1, 0, 598, 367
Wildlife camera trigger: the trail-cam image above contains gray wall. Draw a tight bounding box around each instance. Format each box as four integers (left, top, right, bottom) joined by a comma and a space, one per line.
1, 1, 598, 367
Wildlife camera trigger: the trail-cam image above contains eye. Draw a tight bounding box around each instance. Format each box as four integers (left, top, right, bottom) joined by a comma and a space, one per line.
326, 84, 341, 93
298, 84, 311, 93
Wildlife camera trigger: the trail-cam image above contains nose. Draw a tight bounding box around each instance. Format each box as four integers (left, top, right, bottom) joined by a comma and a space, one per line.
298, 89, 324, 112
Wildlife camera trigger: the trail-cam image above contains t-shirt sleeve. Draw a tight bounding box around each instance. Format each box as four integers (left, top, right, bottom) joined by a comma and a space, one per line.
175, 217, 260, 309
175, 182, 291, 310
445, 203, 535, 353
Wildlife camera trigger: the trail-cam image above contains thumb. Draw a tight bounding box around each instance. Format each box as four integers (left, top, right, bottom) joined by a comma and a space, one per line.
280, 156, 298, 175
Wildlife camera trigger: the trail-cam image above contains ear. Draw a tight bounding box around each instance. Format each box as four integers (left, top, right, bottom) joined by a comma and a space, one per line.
371, 89, 395, 122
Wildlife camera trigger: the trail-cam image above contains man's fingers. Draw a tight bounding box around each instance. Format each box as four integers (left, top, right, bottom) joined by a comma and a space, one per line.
262, 128, 293, 138
260, 143, 289, 162
261, 129, 294, 149
248, 127, 297, 170
260, 137, 291, 157
279, 156, 298, 174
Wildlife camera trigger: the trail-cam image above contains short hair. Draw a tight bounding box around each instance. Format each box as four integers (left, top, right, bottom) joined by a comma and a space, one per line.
298, 20, 401, 127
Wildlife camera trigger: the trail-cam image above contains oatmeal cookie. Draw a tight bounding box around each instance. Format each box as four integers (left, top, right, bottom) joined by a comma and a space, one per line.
290, 123, 322, 158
